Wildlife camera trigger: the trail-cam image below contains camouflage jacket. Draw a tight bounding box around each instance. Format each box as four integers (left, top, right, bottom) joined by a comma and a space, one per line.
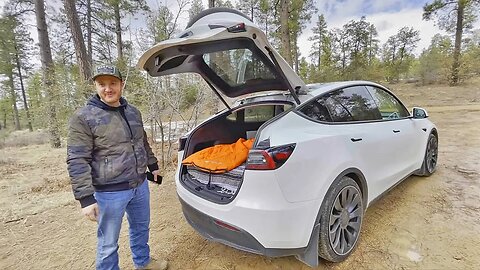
67, 95, 158, 207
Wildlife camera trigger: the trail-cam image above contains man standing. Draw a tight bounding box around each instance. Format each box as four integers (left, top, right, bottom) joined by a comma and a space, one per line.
67, 65, 168, 270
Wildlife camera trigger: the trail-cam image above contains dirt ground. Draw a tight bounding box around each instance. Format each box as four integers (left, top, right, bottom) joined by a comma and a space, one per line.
1, 80, 479, 270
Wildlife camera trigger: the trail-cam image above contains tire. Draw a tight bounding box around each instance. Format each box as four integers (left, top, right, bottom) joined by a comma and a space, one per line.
416, 133, 438, 177
318, 176, 364, 262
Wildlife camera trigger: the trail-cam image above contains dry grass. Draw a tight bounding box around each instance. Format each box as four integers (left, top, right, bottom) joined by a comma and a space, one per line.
0, 129, 50, 148
30, 176, 71, 194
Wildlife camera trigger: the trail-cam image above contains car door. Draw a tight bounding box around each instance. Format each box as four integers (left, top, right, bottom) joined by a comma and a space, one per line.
301, 85, 418, 199
323, 85, 404, 200
365, 86, 423, 183
298, 85, 396, 201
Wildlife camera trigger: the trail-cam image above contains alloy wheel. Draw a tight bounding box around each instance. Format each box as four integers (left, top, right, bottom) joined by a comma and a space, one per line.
328, 185, 363, 255
426, 135, 438, 173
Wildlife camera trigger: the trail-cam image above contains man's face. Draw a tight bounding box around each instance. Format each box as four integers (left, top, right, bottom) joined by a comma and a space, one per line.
94, 75, 123, 107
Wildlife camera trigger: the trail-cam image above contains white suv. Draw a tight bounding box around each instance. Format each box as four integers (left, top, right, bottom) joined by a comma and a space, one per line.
137, 8, 438, 267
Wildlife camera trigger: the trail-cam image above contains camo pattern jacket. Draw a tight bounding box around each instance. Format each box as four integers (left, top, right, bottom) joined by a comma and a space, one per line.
67, 95, 158, 207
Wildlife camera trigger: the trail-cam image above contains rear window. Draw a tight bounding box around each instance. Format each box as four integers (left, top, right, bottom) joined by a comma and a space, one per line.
203, 48, 276, 87
227, 104, 290, 122
244, 106, 274, 122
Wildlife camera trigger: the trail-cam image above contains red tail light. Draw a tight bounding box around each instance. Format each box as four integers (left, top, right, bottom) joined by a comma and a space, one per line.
246, 143, 295, 170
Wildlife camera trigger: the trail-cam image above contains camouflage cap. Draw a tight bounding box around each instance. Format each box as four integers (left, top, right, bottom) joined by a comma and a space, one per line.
92, 65, 122, 81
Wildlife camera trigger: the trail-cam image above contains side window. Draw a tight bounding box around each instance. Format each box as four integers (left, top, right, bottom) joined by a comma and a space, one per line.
324, 86, 381, 122
299, 97, 332, 122
366, 86, 409, 119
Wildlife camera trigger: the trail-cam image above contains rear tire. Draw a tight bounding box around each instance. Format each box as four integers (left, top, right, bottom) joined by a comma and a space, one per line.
318, 176, 364, 262
416, 133, 438, 176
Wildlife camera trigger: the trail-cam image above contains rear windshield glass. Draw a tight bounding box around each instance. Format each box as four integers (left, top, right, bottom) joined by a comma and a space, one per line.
203, 48, 277, 87
227, 104, 291, 122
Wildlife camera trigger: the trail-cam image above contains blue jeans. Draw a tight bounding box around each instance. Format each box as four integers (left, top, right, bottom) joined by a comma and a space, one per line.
94, 180, 151, 270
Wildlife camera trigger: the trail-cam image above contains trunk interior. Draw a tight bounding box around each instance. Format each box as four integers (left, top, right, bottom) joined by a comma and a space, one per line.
179, 102, 293, 204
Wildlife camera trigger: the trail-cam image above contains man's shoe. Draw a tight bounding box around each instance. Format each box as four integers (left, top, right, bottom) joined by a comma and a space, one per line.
136, 258, 168, 270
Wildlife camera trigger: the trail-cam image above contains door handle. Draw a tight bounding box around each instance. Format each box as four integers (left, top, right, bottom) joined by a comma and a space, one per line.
393, 130, 400, 133
351, 138, 362, 142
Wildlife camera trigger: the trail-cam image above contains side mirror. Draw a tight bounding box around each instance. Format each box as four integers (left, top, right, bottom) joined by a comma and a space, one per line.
412, 107, 428, 119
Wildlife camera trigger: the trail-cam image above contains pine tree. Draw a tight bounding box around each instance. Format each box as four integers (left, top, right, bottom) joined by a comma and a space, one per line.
423, 0, 480, 85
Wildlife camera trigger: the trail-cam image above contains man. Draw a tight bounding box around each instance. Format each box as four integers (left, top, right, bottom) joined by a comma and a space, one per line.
67, 65, 168, 270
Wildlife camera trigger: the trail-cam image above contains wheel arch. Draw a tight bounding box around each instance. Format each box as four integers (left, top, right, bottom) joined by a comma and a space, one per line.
341, 168, 368, 208
431, 127, 438, 139
296, 167, 368, 266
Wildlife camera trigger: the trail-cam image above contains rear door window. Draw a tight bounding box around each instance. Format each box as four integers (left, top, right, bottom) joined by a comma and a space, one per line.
299, 86, 381, 123
326, 86, 381, 122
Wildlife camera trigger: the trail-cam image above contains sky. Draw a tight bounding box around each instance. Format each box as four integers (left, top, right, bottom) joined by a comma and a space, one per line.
299, 0, 448, 57
1, 0, 479, 63
142, 0, 468, 58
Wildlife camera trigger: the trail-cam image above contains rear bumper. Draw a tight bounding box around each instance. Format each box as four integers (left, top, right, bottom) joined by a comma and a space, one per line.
180, 197, 274, 255
175, 169, 321, 249
179, 196, 316, 259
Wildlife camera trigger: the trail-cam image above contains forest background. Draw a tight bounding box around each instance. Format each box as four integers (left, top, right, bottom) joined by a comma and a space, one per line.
0, 0, 479, 168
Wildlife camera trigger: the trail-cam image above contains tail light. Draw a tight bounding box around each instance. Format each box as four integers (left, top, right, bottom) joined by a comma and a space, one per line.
246, 143, 295, 170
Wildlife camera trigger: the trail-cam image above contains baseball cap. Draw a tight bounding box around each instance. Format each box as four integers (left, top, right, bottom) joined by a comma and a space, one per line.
92, 65, 122, 81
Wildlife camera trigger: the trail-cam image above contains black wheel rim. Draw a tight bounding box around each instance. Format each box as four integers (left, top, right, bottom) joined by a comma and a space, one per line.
426, 135, 438, 173
328, 186, 363, 256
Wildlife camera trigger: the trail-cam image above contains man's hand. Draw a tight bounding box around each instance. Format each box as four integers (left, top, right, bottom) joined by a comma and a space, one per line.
147, 170, 162, 184
151, 170, 160, 178
82, 203, 99, 222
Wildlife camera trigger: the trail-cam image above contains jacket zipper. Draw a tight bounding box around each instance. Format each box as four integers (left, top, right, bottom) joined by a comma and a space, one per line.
104, 157, 108, 182
117, 109, 139, 177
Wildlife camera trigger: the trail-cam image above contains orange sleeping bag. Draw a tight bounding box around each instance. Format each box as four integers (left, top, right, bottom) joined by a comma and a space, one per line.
182, 138, 254, 173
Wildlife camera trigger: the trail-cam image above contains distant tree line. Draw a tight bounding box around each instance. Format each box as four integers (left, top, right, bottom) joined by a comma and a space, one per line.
0, 0, 478, 158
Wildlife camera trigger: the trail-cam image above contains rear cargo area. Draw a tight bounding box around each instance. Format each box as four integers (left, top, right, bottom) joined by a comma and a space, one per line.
179, 102, 292, 203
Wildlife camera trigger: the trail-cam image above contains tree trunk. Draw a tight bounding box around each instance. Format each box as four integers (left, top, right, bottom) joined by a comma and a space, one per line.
368, 31, 373, 65
7, 72, 21, 130
280, 0, 292, 66
114, 3, 123, 61
63, 0, 92, 83
293, 34, 299, 73
86, 0, 93, 67
250, 4, 254, 22
14, 45, 32, 131
208, 0, 215, 8
451, 0, 464, 86
34, 0, 61, 148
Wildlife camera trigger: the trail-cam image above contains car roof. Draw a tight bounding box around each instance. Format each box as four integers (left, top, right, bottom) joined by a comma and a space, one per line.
307, 81, 388, 96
